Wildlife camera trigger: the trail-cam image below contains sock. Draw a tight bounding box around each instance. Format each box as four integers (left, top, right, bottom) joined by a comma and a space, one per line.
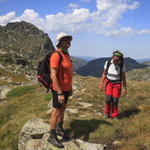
57, 122, 63, 130
50, 129, 56, 138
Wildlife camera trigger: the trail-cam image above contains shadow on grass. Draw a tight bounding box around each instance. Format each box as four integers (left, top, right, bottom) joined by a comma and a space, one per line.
118, 108, 141, 119
66, 119, 112, 141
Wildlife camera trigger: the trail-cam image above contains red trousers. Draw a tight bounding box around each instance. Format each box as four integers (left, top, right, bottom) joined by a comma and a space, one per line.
104, 80, 121, 118
105, 80, 121, 98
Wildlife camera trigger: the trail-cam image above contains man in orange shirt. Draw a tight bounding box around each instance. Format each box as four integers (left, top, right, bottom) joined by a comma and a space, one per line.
48, 33, 73, 148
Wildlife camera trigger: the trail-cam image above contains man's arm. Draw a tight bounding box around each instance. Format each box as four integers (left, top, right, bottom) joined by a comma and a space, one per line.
51, 68, 65, 103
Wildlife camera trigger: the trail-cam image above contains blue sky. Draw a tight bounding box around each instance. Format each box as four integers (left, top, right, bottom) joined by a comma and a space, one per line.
0, 0, 150, 59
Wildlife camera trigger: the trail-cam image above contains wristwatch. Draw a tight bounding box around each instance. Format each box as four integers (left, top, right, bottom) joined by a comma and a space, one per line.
58, 93, 64, 96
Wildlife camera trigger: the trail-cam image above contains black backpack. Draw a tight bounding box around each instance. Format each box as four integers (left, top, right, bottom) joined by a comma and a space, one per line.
106, 59, 124, 82
37, 51, 62, 92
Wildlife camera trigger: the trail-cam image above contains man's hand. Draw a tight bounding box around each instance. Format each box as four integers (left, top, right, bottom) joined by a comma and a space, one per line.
58, 95, 65, 104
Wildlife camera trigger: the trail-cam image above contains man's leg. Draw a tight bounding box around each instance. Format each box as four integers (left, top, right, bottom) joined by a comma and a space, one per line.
48, 91, 64, 148
56, 91, 71, 140
50, 108, 61, 130
56, 104, 65, 134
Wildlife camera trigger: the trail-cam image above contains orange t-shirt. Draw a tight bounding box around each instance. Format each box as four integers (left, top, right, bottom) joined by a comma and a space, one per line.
50, 49, 73, 91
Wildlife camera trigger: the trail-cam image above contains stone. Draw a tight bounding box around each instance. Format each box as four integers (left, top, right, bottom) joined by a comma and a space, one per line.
18, 118, 50, 150
76, 139, 104, 150
65, 108, 78, 115
18, 118, 105, 150
97, 112, 103, 116
0, 86, 11, 99
77, 102, 94, 108
112, 140, 121, 145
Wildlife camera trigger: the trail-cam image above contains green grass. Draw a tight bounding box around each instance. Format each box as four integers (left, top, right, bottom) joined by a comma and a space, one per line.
6, 86, 36, 98
0, 79, 8, 86
0, 74, 150, 150
0, 85, 52, 150
127, 67, 150, 81
0, 68, 28, 83
65, 76, 150, 149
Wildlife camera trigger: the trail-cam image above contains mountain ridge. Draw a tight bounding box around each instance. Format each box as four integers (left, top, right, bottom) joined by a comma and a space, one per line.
76, 57, 148, 77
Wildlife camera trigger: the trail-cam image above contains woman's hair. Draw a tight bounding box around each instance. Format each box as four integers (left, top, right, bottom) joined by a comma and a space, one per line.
113, 50, 124, 58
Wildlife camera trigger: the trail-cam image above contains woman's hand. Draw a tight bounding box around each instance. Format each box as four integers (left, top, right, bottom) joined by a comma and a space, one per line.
122, 88, 127, 96
99, 84, 103, 91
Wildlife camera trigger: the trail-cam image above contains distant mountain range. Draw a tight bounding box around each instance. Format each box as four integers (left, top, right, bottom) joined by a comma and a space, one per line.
76, 57, 148, 77
136, 58, 150, 63
0, 21, 149, 78
72, 55, 97, 62
71, 57, 87, 71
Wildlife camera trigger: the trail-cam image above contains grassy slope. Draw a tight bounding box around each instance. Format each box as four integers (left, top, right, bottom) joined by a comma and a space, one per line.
0, 74, 150, 150
127, 67, 150, 81
0, 85, 50, 149
0, 68, 28, 85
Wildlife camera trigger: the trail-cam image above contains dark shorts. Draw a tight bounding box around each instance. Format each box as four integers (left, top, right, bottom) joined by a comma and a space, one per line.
51, 90, 70, 108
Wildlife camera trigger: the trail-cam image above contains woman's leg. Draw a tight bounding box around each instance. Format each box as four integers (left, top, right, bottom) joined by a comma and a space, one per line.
105, 82, 113, 116
111, 97, 119, 118
105, 95, 113, 115
111, 83, 121, 118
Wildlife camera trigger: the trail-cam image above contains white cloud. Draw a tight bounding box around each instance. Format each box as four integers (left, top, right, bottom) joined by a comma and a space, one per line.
0, 12, 16, 25
138, 29, 150, 34
0, 0, 149, 36
97, 27, 134, 36
92, 0, 140, 27
68, 3, 80, 9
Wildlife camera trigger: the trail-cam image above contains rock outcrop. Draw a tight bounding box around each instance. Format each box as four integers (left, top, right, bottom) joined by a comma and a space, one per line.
0, 21, 55, 66
18, 118, 104, 150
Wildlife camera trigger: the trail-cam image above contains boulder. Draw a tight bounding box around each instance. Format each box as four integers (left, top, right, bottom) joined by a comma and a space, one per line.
18, 118, 105, 150
18, 118, 50, 150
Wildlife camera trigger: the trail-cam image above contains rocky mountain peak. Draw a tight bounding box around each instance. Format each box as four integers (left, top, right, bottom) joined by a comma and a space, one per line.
0, 21, 55, 66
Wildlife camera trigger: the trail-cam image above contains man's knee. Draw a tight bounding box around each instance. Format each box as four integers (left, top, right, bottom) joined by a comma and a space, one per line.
51, 108, 61, 118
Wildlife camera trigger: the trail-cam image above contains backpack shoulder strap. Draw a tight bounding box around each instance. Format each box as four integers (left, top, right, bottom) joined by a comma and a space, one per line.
106, 60, 111, 74
54, 50, 63, 65
119, 60, 124, 80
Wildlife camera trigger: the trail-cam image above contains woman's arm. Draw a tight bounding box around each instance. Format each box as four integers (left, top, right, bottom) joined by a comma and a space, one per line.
121, 72, 127, 96
99, 70, 107, 89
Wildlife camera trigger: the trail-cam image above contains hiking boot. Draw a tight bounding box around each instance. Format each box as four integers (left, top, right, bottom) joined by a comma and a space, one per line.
48, 136, 64, 148
48, 129, 64, 148
112, 116, 119, 120
103, 114, 110, 119
56, 128, 71, 140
